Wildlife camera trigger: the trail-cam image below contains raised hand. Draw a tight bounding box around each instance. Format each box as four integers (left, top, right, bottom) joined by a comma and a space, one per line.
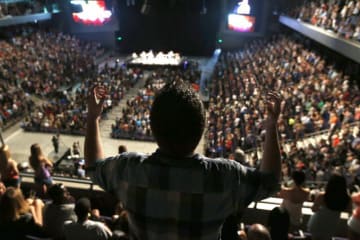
265, 92, 281, 126
87, 85, 108, 120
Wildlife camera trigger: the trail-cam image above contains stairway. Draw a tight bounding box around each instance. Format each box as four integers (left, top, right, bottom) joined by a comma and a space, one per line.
99, 73, 149, 138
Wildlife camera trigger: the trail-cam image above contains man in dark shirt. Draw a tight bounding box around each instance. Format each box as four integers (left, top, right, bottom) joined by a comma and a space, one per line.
85, 80, 281, 240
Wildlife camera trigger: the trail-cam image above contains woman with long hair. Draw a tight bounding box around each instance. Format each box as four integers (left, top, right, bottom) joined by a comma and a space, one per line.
0, 187, 46, 238
29, 143, 53, 196
307, 173, 351, 240
0, 145, 20, 188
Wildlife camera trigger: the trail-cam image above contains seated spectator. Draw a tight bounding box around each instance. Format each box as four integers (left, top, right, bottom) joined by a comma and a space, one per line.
268, 207, 290, 240
247, 224, 271, 240
0, 144, 20, 188
0, 187, 46, 239
43, 183, 77, 240
29, 143, 53, 196
278, 170, 310, 230
348, 192, 360, 240
118, 145, 127, 154
307, 173, 352, 240
64, 197, 112, 240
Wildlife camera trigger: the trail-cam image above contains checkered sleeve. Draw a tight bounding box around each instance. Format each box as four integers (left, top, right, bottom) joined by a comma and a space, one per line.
233, 163, 280, 210
88, 155, 125, 193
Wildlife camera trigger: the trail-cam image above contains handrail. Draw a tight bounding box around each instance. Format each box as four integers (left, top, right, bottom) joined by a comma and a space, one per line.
20, 172, 99, 191
242, 121, 359, 156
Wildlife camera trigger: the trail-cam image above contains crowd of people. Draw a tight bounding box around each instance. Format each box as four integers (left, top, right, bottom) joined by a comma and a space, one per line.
205, 35, 360, 159
111, 64, 201, 140
0, 27, 102, 130
0, 183, 129, 239
293, 0, 360, 41
0, 15, 360, 238
0, 0, 46, 19
0, 26, 143, 135
22, 63, 142, 135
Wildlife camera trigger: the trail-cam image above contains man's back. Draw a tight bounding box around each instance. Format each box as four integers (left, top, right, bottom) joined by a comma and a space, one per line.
64, 219, 112, 240
90, 150, 278, 240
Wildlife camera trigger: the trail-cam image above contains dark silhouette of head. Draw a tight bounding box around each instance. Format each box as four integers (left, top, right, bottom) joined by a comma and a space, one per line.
118, 145, 127, 154
268, 207, 289, 240
292, 170, 306, 186
75, 197, 91, 222
324, 173, 350, 211
247, 223, 272, 240
150, 80, 205, 157
48, 183, 70, 205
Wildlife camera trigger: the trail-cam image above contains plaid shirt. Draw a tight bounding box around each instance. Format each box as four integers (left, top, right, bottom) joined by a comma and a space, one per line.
89, 150, 279, 240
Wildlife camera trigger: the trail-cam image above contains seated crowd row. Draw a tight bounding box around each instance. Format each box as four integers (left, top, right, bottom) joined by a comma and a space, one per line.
0, 0, 45, 19
0, 25, 143, 134
293, 0, 360, 41
205, 35, 360, 159
111, 64, 201, 141
0, 140, 359, 239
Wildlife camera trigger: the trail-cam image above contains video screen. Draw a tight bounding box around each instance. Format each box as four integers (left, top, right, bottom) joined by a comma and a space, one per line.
227, 14, 256, 32
70, 0, 112, 26
226, 0, 264, 33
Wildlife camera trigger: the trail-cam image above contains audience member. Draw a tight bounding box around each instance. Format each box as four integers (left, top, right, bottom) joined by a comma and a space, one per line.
64, 197, 113, 240
0, 144, 20, 188
0, 187, 46, 239
29, 143, 53, 196
348, 191, 360, 240
278, 170, 310, 230
111, 66, 200, 141
85, 81, 281, 239
43, 183, 77, 240
247, 223, 272, 240
118, 145, 127, 154
268, 207, 290, 240
111, 202, 129, 239
307, 173, 352, 240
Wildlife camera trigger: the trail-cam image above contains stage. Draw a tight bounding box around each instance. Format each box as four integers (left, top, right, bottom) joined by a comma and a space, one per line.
125, 50, 186, 68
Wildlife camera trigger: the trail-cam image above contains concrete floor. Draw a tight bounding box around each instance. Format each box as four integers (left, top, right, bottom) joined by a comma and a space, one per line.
3, 124, 205, 166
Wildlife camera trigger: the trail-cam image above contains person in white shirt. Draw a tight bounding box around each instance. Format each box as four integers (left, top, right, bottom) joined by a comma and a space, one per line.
64, 197, 112, 240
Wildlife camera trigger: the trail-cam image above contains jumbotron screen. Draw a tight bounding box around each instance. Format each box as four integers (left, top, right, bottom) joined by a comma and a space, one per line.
71, 0, 112, 26
228, 14, 255, 32
67, 0, 118, 33
226, 0, 263, 33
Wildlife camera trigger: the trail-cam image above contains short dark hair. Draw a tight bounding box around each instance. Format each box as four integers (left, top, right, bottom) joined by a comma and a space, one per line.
150, 80, 205, 156
75, 197, 91, 220
292, 170, 306, 186
268, 207, 289, 240
118, 145, 127, 154
324, 173, 350, 211
48, 184, 66, 204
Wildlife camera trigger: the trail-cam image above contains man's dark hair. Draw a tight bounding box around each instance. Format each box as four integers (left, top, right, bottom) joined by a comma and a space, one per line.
118, 145, 127, 154
75, 197, 91, 222
48, 184, 66, 204
150, 80, 205, 156
292, 170, 306, 186
268, 207, 289, 240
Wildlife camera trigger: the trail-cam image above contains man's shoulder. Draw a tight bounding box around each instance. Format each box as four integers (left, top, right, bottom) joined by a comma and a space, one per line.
101, 152, 148, 167
198, 155, 245, 171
